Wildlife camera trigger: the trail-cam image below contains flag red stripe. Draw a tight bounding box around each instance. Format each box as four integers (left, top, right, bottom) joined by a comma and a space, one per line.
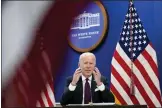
112, 66, 140, 104
41, 51, 54, 91
44, 87, 53, 106
110, 83, 127, 105
49, 80, 54, 92
17, 73, 28, 91
19, 68, 29, 85
39, 60, 52, 83
114, 50, 131, 77
48, 79, 54, 93
134, 59, 161, 104
149, 43, 153, 48
41, 52, 52, 76
133, 73, 155, 107
38, 96, 45, 107
42, 51, 52, 74
142, 49, 158, 77
29, 62, 46, 105
18, 67, 31, 92
15, 68, 30, 105
14, 78, 27, 106
17, 74, 29, 104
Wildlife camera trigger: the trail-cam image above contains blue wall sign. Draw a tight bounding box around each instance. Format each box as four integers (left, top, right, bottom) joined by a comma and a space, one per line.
68, 1, 108, 52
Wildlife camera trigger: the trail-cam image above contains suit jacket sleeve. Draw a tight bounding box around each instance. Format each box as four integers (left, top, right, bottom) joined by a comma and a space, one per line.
100, 76, 115, 102
60, 76, 74, 105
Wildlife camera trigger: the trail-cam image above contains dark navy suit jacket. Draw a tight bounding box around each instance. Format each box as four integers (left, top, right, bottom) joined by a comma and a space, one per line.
60, 75, 115, 105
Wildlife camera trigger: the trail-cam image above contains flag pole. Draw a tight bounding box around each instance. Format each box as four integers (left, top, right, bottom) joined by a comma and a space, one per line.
129, 0, 135, 95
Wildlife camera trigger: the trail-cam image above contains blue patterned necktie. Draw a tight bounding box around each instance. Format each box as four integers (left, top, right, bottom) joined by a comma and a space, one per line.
84, 78, 91, 104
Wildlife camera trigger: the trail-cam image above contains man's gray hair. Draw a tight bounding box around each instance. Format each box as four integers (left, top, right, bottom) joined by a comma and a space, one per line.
79, 52, 96, 63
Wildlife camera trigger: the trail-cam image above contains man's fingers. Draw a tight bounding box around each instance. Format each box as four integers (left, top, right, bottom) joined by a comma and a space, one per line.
76, 68, 81, 71
73, 72, 81, 81
95, 67, 99, 72
77, 72, 82, 76
95, 67, 101, 74
74, 68, 81, 74
75, 70, 81, 74
76, 68, 81, 72
75, 72, 81, 75
74, 71, 81, 77
93, 71, 96, 75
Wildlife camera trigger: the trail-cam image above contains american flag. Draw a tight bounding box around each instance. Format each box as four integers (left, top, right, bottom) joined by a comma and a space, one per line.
15, 51, 55, 107
12, 21, 56, 107
2, 0, 90, 107
110, 1, 162, 107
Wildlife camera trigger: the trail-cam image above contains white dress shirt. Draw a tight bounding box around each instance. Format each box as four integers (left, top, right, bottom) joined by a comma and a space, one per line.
68, 75, 105, 104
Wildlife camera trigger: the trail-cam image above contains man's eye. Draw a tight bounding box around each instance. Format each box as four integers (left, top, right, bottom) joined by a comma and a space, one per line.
84, 62, 88, 64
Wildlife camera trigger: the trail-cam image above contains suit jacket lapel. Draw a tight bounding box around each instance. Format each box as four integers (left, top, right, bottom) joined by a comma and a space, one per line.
91, 75, 96, 102
77, 77, 83, 103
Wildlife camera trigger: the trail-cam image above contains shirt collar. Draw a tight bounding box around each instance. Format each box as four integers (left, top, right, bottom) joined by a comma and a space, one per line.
82, 74, 92, 81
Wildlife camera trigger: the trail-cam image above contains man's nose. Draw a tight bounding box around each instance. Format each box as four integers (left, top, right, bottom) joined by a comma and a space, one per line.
87, 63, 91, 67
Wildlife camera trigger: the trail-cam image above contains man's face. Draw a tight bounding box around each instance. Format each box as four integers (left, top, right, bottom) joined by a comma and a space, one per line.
79, 55, 96, 78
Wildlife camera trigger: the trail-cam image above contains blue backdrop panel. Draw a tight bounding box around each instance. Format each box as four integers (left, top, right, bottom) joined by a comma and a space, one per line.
54, 1, 162, 102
